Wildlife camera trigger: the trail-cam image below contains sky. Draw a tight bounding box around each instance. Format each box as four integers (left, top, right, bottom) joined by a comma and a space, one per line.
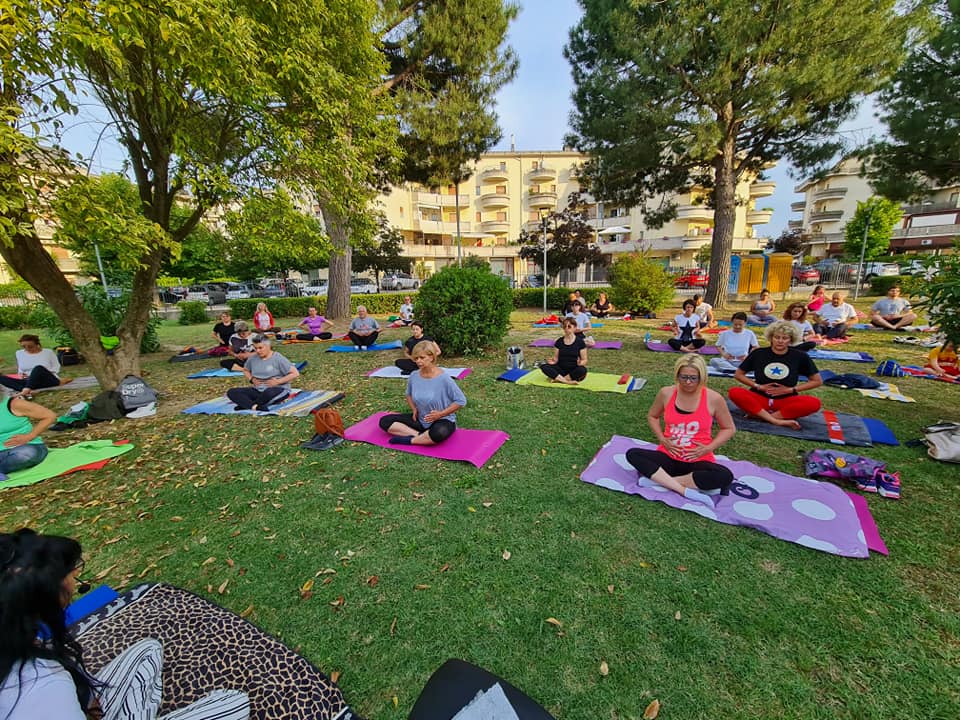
491, 0, 884, 238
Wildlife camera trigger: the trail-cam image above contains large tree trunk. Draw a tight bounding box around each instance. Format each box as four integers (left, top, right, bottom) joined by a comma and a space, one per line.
705, 108, 738, 311
322, 203, 352, 320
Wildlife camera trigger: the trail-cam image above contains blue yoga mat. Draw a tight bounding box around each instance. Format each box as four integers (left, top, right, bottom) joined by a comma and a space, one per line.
188, 361, 307, 379
325, 339, 403, 353
182, 389, 343, 417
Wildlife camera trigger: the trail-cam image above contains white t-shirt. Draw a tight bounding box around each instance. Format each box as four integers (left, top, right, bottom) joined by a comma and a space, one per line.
788, 319, 815, 341
817, 302, 857, 326
15, 348, 60, 376
399, 303, 414, 321
0, 659, 86, 720
694, 302, 713, 322
716, 328, 758, 359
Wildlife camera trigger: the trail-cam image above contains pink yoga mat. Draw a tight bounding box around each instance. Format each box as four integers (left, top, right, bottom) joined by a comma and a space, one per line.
344, 412, 509, 468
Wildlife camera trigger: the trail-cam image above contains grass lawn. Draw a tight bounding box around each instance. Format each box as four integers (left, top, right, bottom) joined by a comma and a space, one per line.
1, 299, 958, 719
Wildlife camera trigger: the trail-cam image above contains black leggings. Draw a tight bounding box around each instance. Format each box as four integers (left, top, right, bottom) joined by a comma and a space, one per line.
296, 332, 332, 341
220, 358, 244, 371
348, 331, 380, 347
668, 337, 705, 351
540, 364, 587, 381
226, 386, 288, 410
0, 366, 60, 392
814, 323, 847, 339
395, 358, 417, 374
625, 447, 734, 492
378, 413, 456, 444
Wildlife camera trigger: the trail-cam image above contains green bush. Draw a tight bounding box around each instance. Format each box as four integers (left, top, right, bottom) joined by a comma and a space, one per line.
904, 246, 960, 342
870, 275, 909, 295
416, 266, 513, 355
177, 301, 210, 325
228, 293, 415, 319
511, 287, 573, 310
608, 253, 675, 315
0, 304, 35, 330
37, 285, 161, 353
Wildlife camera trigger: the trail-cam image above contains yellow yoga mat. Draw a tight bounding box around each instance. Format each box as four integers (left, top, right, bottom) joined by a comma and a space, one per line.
516, 369, 635, 394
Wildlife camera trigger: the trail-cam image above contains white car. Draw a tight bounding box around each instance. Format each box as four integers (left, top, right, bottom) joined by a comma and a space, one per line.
350, 278, 377, 294
303, 281, 328, 296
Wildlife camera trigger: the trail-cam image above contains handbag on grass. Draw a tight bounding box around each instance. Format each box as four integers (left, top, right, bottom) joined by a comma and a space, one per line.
923, 422, 960, 463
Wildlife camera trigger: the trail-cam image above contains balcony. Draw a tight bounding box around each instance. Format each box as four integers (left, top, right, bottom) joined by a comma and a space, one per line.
528, 191, 557, 208
413, 219, 472, 235
587, 215, 632, 231
814, 187, 848, 200
480, 220, 511, 234
892, 223, 960, 238
413, 191, 470, 208
809, 210, 844, 222
902, 199, 960, 215
788, 219, 803, 229
480, 166, 509, 182
480, 192, 510, 209
747, 208, 774, 225
597, 236, 759, 254
528, 165, 556, 182
676, 204, 714, 222
749, 180, 777, 198
401, 243, 521, 259
790, 201, 806, 212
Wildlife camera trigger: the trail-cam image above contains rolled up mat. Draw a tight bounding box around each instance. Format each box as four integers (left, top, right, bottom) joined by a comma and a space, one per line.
344, 412, 508, 468
325, 339, 403, 352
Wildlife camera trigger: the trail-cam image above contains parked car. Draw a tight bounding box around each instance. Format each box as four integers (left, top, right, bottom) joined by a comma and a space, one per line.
260, 284, 286, 299
382, 271, 419, 290
225, 282, 250, 300
521, 274, 544, 288
186, 284, 227, 305
900, 258, 941, 277
812, 259, 857, 284
156, 287, 186, 304
350, 278, 377, 294
674, 268, 709, 288
791, 265, 821, 286
861, 262, 900, 281
302, 280, 328, 296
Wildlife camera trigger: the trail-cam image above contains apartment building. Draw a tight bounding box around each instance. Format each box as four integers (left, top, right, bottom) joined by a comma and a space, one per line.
377, 149, 776, 284
790, 157, 960, 257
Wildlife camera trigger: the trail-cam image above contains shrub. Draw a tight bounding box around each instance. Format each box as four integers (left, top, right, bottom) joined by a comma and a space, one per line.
869, 275, 909, 296
0, 304, 35, 330
37, 285, 161, 353
415, 266, 512, 355
511, 287, 574, 310
904, 247, 960, 342
608, 253, 675, 315
177, 300, 210, 325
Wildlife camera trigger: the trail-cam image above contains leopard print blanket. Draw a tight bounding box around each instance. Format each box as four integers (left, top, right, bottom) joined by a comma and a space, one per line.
74, 583, 357, 720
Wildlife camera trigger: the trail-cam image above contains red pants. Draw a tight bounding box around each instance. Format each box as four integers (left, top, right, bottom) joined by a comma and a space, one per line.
925, 364, 959, 376
729, 386, 821, 420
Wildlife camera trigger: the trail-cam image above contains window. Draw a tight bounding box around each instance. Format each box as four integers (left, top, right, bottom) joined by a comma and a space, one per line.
532, 184, 541, 194
475, 185, 481, 196
398, 207, 403, 217
446, 212, 457, 223
499, 161, 506, 170
950, 192, 958, 206
495, 185, 506, 195
529, 210, 540, 221
496, 211, 507, 222
476, 212, 482, 222
550, 184, 556, 193
447, 185, 456, 195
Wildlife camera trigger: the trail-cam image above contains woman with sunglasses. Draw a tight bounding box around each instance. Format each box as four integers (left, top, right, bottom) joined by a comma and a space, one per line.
625, 354, 736, 506
0, 528, 249, 719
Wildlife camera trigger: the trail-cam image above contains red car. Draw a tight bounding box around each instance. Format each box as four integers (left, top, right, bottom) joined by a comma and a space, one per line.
674, 268, 709, 288
791, 265, 821, 286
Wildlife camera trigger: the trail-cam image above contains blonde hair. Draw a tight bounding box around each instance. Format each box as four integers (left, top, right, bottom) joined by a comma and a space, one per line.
765, 320, 800, 344
673, 354, 708, 390
411, 340, 441, 361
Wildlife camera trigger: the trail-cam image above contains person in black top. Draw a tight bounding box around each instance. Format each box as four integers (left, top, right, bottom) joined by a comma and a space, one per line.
211, 312, 235, 347
590, 291, 615, 318
539, 318, 588, 384
395, 322, 432, 375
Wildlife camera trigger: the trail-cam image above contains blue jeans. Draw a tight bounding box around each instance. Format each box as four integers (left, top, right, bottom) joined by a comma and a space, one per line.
0, 442, 49, 475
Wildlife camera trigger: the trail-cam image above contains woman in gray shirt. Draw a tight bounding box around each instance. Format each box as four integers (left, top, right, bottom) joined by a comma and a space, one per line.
226, 336, 299, 410
378, 340, 466, 445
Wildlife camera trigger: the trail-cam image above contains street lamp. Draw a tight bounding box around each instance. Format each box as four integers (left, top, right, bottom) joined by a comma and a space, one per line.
853, 202, 873, 301
540, 210, 550, 313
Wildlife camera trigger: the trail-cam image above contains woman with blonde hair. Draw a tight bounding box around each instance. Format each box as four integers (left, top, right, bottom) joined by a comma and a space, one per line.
625, 354, 736, 506
729, 321, 823, 429
378, 340, 466, 445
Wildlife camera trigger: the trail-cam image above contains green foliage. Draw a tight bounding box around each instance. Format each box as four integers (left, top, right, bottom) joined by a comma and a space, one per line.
904, 245, 960, 343
415, 266, 512, 355
870, 275, 910, 295
352, 220, 411, 286
510, 287, 577, 310
843, 198, 903, 261
867, 2, 960, 198
770, 229, 804, 256
163, 208, 228, 281
460, 255, 492, 271
518, 192, 604, 281
36, 286, 161, 353
176, 301, 210, 325
0, 305, 35, 330
608, 253, 676, 315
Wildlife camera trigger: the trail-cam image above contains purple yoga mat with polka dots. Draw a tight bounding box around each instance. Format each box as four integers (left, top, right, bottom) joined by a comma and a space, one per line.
581, 436, 886, 558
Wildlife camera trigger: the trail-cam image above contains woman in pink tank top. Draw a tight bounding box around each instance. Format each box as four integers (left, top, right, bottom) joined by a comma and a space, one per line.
626, 354, 736, 506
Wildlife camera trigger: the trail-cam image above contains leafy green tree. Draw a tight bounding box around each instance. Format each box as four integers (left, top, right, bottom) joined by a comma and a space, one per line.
163, 209, 228, 282
867, 1, 960, 199
904, 244, 960, 343
1, 0, 385, 388
322, 0, 518, 318
770, 229, 805, 257
607, 253, 675, 316
565, 0, 915, 310
352, 220, 411, 290
518, 192, 603, 282
224, 190, 330, 279
843, 197, 903, 261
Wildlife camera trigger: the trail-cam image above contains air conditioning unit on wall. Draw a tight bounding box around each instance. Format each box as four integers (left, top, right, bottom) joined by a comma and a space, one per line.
921, 238, 933, 246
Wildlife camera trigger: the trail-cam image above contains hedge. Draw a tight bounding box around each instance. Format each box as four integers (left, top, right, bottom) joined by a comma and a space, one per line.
0, 302, 52, 330
177, 301, 211, 325
511, 287, 612, 310
870, 275, 910, 295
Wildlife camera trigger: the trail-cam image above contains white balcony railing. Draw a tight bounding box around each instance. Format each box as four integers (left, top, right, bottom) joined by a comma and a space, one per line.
479, 192, 510, 209
413, 192, 470, 208
749, 181, 777, 198
413, 219, 472, 235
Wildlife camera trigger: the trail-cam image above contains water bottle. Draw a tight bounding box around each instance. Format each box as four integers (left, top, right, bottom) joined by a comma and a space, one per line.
506, 346, 525, 370
644, 331, 652, 344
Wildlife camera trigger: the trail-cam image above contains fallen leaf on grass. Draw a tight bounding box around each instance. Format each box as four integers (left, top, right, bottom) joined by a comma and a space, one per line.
137, 563, 157, 579
226, 558, 235, 568
217, 579, 229, 594
239, 605, 254, 618
367, 575, 379, 587
481, 502, 493, 508
170, 516, 184, 522
674, 610, 681, 620
676, 565, 687, 572
501, 550, 511, 561
301, 579, 315, 593
201, 556, 216, 567
607, 585, 615, 594
439, 563, 450, 573
93, 564, 117, 581
545, 617, 563, 628
414, 584, 431, 590
315, 568, 337, 576
643, 699, 660, 719
599, 661, 609, 676
638, 561, 652, 568
392, 696, 398, 708
329, 596, 345, 610
468, 506, 476, 512
330, 670, 341, 684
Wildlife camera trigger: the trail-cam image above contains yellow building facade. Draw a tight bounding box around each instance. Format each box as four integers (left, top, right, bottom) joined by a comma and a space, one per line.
377, 149, 776, 284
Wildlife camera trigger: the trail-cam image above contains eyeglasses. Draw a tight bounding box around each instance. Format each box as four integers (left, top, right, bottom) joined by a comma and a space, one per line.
677, 374, 700, 383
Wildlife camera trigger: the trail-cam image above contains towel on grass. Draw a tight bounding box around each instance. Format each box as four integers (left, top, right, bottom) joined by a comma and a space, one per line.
726, 400, 898, 446
182, 389, 343, 417
528, 339, 622, 350
188, 361, 307, 379
325, 339, 403, 353
344, 412, 508, 468
645, 340, 720, 355
1, 440, 134, 490
366, 366, 471, 379
580, 435, 886, 557
807, 349, 875, 363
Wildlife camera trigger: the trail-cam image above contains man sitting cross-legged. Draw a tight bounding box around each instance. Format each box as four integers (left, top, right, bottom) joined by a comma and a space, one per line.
226, 335, 299, 411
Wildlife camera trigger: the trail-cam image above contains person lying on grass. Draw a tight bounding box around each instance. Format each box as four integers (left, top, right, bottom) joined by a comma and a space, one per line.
226, 336, 299, 411
729, 321, 824, 430
379, 340, 466, 445
539, 317, 588, 385
625, 354, 736, 506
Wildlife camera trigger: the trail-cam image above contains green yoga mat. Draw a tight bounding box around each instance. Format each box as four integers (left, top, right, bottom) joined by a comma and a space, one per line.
516, 370, 633, 394
1, 440, 134, 490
